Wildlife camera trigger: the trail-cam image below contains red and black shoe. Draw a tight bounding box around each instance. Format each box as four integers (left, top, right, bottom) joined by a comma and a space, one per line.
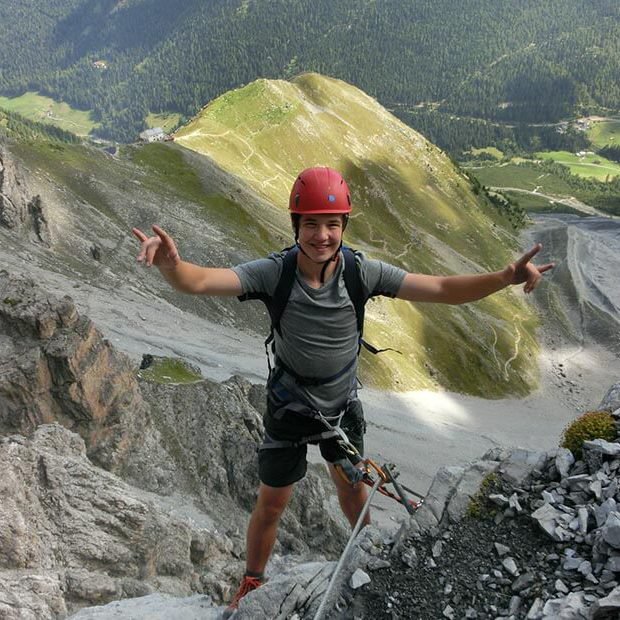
222, 575, 263, 618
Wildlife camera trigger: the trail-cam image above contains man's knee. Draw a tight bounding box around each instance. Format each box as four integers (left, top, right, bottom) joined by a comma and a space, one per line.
254, 484, 293, 523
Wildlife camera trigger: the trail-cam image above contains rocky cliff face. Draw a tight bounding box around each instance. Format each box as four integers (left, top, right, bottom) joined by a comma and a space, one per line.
0, 272, 349, 618
0, 270, 173, 488
0, 424, 233, 619
0, 146, 50, 244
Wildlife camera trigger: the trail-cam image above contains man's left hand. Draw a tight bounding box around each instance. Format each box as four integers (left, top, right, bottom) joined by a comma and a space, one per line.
503, 243, 555, 294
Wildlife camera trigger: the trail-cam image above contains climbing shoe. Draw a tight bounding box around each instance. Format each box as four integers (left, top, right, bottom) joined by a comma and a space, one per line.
223, 575, 263, 618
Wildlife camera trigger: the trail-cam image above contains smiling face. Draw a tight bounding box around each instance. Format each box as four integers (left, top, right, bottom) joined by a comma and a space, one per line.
297, 213, 345, 262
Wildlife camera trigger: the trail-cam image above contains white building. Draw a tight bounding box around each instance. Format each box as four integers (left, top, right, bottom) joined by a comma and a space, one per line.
139, 127, 165, 143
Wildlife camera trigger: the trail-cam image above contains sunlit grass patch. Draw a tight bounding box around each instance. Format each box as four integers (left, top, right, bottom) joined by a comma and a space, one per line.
587, 119, 620, 149
0, 91, 98, 136
137, 357, 203, 384
146, 112, 182, 133
536, 150, 620, 181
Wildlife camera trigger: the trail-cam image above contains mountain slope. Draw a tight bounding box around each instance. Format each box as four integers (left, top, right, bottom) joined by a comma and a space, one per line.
176, 73, 540, 396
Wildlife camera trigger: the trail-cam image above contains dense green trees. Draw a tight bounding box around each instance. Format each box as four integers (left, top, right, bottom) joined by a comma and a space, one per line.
0, 0, 618, 142
398, 110, 590, 157
0, 108, 80, 143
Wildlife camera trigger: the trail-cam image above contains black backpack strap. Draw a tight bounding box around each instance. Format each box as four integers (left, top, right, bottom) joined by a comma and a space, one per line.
268, 245, 299, 336
342, 247, 366, 334
342, 246, 402, 356
237, 246, 300, 373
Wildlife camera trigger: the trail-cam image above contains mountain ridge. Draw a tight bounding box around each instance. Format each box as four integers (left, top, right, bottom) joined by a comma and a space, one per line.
175, 72, 539, 395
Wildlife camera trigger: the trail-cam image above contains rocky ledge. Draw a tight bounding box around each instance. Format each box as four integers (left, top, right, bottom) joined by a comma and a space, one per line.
70, 385, 620, 620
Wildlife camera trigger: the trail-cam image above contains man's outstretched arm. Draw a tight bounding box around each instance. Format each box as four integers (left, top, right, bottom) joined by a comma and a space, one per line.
132, 225, 242, 296
396, 243, 554, 304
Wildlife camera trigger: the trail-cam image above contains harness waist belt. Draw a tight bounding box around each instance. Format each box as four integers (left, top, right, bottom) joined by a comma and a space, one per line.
259, 430, 340, 450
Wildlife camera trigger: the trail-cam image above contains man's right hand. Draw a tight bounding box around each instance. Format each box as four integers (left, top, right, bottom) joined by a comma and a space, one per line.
132, 225, 181, 270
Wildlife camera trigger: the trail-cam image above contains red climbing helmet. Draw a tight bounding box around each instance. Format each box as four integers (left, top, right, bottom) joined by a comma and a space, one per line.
289, 167, 352, 215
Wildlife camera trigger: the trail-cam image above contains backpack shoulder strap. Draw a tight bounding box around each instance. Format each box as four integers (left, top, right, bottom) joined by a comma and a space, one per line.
342, 246, 366, 334
237, 246, 298, 327
342, 246, 402, 356
269, 245, 299, 335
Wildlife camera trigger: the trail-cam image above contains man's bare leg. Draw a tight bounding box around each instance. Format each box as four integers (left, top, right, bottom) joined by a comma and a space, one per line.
328, 464, 370, 528
245, 482, 295, 575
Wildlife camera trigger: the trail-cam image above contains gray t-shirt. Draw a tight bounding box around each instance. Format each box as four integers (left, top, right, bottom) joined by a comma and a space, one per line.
233, 250, 407, 413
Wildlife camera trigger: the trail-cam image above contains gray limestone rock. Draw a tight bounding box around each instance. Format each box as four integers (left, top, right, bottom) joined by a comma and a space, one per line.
595, 499, 617, 528
234, 562, 331, 620
531, 503, 564, 540
541, 591, 591, 618
0, 272, 176, 493
556, 449, 576, 479
591, 584, 620, 619
526, 597, 544, 619
583, 439, 620, 457
446, 460, 500, 522
511, 572, 536, 593
0, 148, 51, 245
399, 465, 464, 537
67, 593, 219, 619
350, 569, 371, 589
601, 512, 620, 549
600, 383, 620, 413
0, 572, 67, 620
499, 449, 547, 487
502, 557, 519, 577
0, 425, 234, 611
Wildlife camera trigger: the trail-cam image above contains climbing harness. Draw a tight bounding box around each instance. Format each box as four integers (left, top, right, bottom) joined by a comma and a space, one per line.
260, 400, 424, 514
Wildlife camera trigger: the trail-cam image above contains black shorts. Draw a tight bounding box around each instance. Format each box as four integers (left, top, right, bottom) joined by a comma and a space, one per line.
258, 398, 366, 488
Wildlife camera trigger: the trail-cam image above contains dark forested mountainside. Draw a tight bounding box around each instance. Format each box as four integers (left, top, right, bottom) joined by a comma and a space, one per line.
0, 0, 618, 142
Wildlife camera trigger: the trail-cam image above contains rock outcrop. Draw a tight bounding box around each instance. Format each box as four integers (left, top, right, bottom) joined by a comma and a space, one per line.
0, 147, 50, 244
0, 270, 176, 490
0, 272, 349, 617
0, 424, 234, 620
346, 394, 620, 620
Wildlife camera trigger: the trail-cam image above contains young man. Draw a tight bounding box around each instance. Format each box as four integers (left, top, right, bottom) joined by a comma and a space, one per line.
133, 166, 553, 613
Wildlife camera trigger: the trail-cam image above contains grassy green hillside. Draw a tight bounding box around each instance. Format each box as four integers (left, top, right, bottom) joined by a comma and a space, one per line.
536, 151, 620, 181
468, 156, 620, 216
0, 91, 98, 136
588, 119, 620, 149
176, 73, 541, 396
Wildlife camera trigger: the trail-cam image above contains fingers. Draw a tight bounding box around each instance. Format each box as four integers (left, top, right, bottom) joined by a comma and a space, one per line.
132, 225, 179, 267
516, 243, 542, 267
145, 241, 160, 267
523, 261, 555, 294
152, 224, 179, 261
133, 227, 161, 266
537, 262, 555, 274
132, 227, 148, 242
